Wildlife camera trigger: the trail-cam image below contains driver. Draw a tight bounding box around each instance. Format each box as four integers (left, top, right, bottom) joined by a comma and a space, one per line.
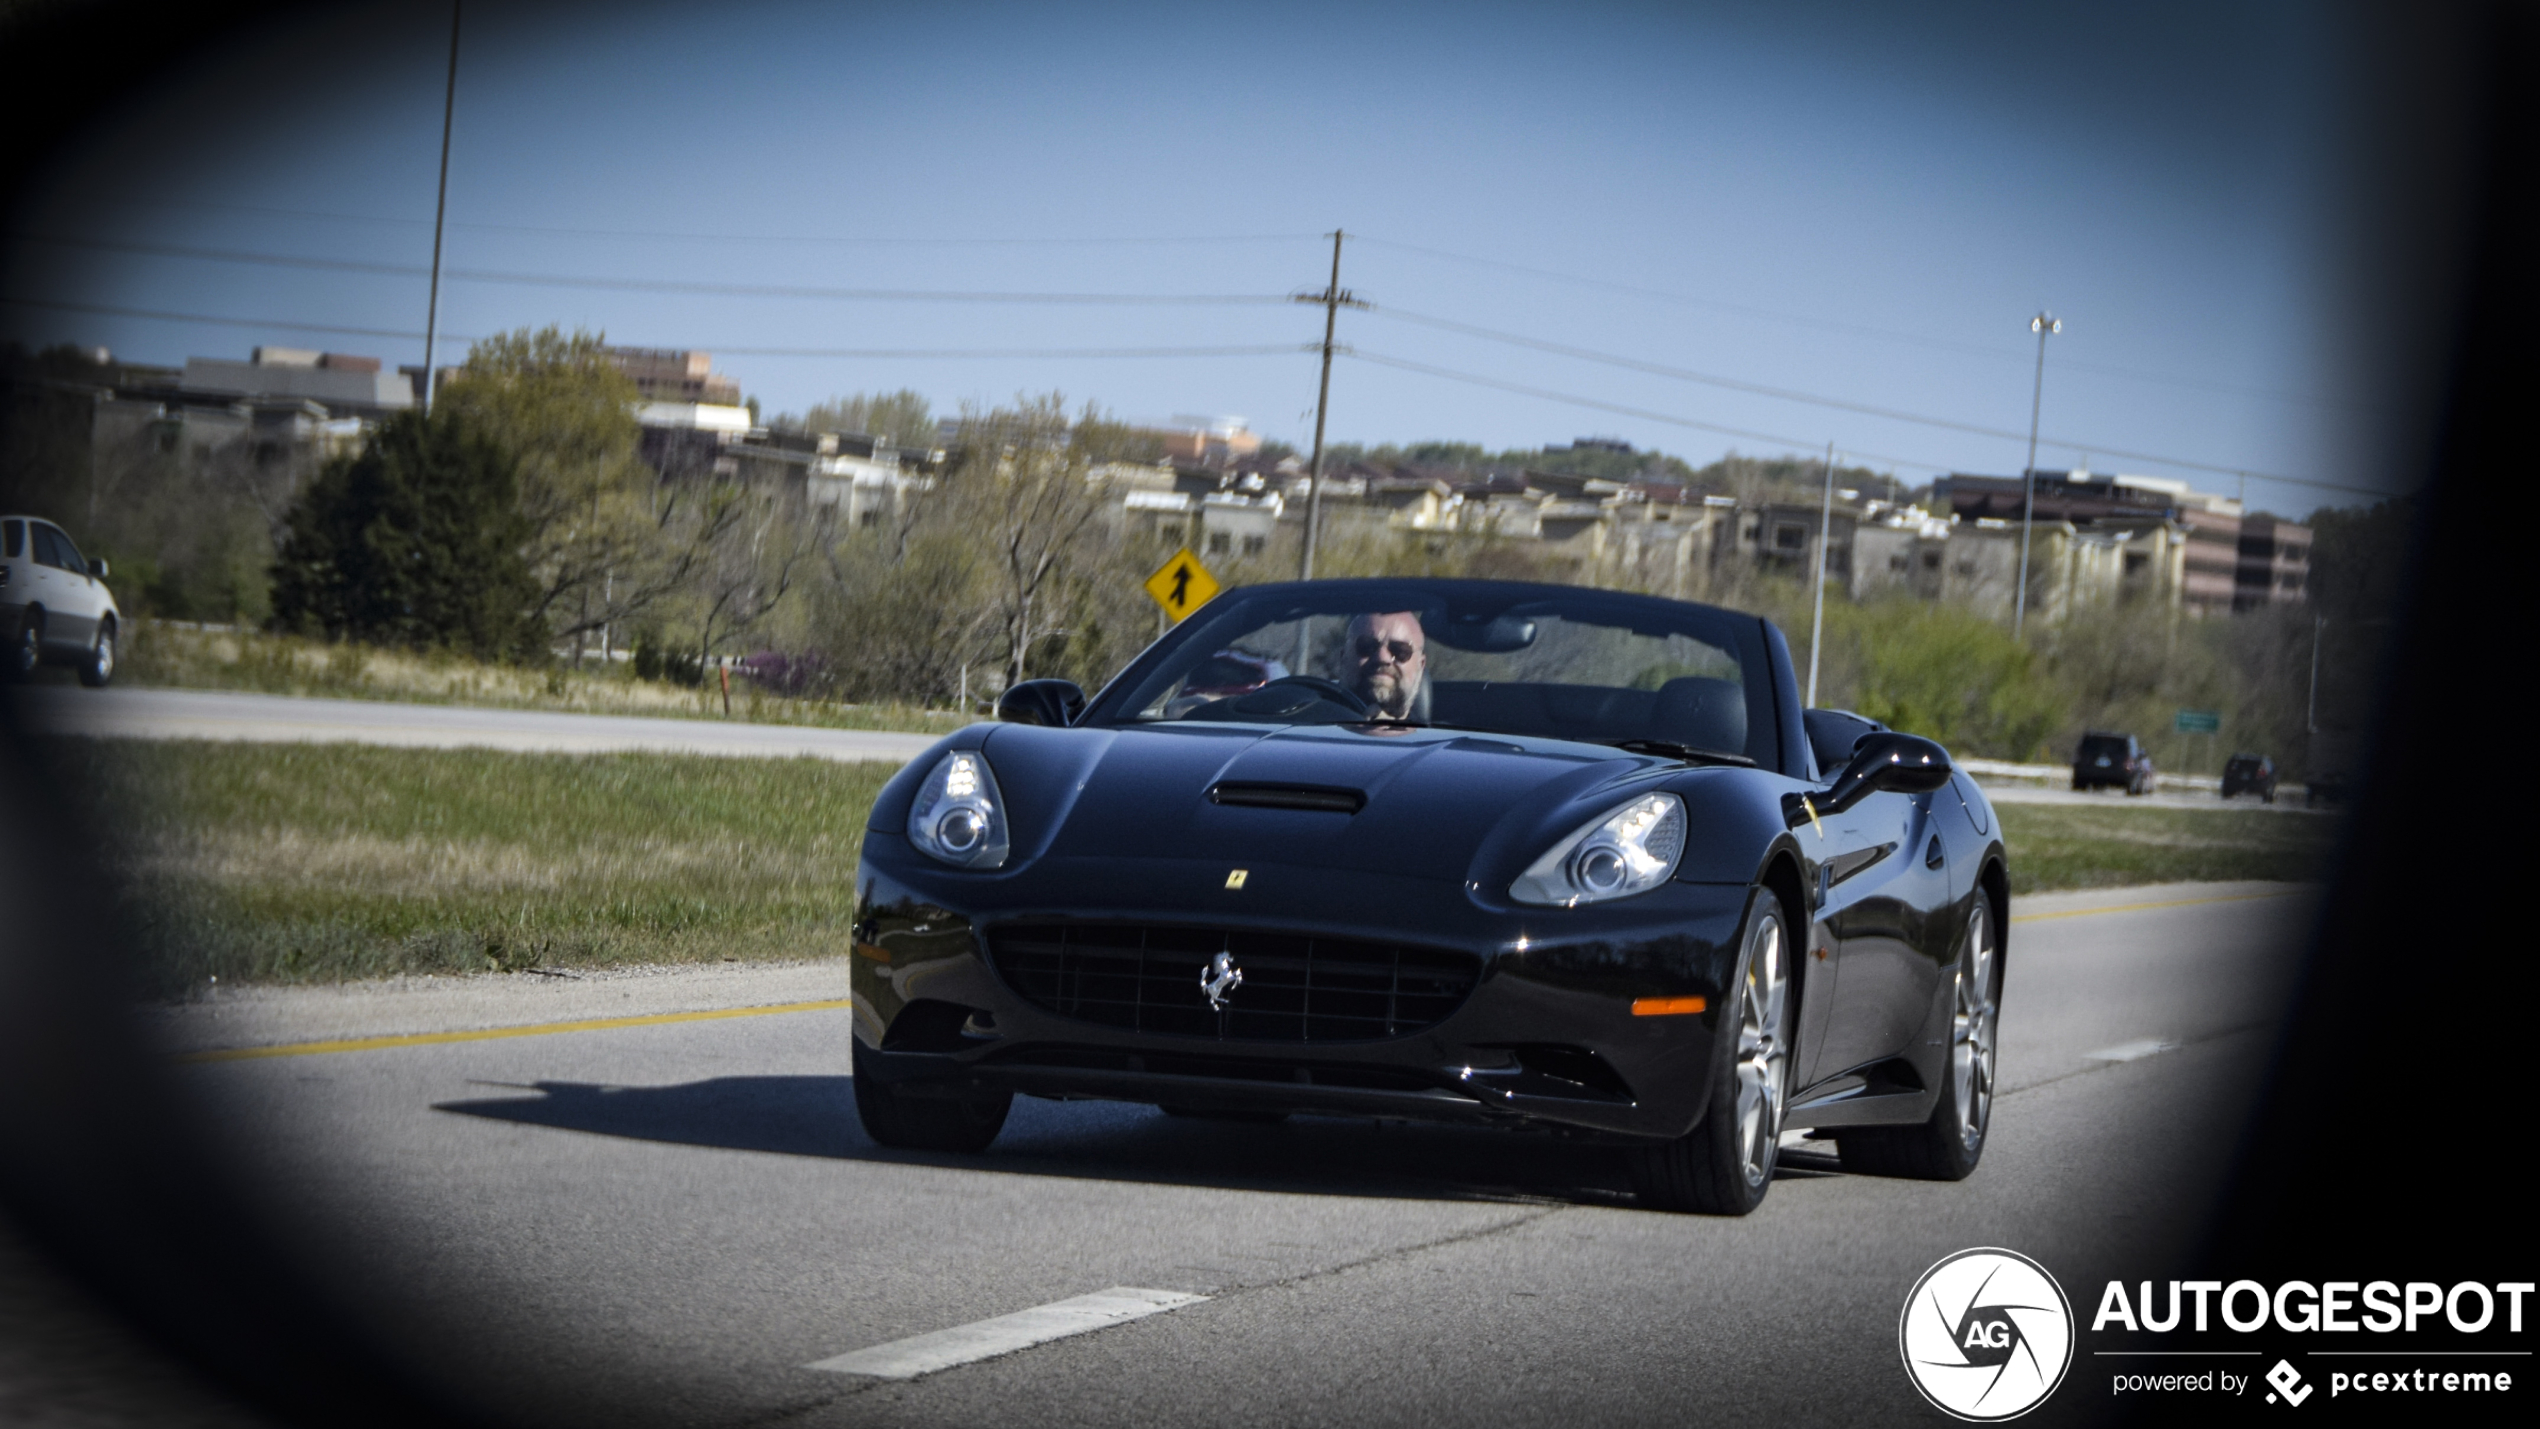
1344, 611, 1426, 721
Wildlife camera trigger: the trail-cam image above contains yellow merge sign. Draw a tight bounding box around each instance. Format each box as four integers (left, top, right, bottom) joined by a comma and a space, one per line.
1142, 547, 1220, 622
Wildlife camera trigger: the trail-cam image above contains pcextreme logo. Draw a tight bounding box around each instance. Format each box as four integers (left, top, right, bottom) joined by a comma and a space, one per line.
1900, 1248, 2077, 1421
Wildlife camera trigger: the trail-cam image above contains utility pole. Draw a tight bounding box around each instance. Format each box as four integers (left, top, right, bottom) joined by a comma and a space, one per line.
1293, 229, 1367, 580
1806, 440, 1835, 707
420, 0, 461, 414
2012, 311, 2060, 640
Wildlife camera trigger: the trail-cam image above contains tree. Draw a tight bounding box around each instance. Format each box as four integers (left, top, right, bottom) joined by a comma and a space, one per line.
940, 395, 1124, 688
437, 328, 679, 653
268, 409, 541, 659
793, 389, 938, 453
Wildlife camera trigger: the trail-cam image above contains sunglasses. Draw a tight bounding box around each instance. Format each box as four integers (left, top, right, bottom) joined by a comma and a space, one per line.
1352, 638, 1420, 663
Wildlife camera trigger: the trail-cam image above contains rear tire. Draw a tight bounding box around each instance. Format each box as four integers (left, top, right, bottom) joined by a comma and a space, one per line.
78, 619, 114, 688
1838, 895, 1999, 1180
1628, 886, 1792, 1215
852, 1040, 1011, 1153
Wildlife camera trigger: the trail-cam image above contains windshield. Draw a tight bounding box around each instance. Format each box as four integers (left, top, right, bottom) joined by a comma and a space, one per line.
2079, 735, 2131, 761
1090, 583, 1775, 764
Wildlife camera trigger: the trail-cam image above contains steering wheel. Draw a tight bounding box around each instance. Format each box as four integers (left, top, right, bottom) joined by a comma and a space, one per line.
1225, 675, 1371, 719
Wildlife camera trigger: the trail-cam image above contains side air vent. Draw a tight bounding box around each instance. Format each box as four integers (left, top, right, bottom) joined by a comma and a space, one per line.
1205, 782, 1366, 814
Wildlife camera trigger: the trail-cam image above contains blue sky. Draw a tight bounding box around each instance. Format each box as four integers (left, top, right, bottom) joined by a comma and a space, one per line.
6, 0, 2392, 517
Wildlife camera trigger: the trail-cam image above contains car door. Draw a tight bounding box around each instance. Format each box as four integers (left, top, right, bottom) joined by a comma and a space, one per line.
1, 519, 27, 635
31, 524, 97, 653
1803, 784, 1953, 1089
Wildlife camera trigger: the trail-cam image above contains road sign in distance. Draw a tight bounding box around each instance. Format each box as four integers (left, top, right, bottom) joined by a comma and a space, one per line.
2175, 708, 2221, 734
1143, 547, 1220, 623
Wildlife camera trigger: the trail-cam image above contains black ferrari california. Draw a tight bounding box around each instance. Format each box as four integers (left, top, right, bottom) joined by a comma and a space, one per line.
849, 579, 2008, 1215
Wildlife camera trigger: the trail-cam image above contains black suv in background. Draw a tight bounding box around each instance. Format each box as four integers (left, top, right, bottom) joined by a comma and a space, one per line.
2221, 753, 2278, 803
2073, 731, 2155, 795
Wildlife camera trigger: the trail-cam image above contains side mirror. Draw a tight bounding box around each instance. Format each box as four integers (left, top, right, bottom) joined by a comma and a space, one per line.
88, 558, 109, 579
996, 678, 1086, 728
1785, 731, 1952, 826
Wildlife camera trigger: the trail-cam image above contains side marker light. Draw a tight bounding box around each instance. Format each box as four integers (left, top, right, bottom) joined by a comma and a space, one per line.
1631, 995, 1708, 1017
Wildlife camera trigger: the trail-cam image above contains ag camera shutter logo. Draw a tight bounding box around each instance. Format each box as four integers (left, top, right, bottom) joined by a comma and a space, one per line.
1900, 1248, 2076, 1420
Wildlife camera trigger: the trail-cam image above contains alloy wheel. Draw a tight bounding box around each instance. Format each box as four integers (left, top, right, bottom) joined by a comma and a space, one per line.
1951, 901, 1999, 1152
1735, 914, 1791, 1187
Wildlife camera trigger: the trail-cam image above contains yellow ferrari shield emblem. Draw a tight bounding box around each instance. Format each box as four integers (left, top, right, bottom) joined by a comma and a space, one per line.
1143, 547, 1220, 622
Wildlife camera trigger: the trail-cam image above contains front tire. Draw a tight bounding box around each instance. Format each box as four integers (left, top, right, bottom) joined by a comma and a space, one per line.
852, 1041, 1011, 1153
78, 618, 115, 687
1628, 887, 1792, 1215
8, 612, 39, 679
1838, 894, 1999, 1180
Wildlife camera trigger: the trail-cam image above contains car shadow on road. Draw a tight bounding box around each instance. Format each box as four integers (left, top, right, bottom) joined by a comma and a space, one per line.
434, 1075, 1838, 1208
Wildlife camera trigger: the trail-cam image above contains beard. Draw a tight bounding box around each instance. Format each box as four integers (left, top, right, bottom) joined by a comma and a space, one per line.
1361, 668, 1415, 717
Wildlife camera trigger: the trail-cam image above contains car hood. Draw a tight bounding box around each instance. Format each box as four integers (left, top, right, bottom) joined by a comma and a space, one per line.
974, 720, 1672, 884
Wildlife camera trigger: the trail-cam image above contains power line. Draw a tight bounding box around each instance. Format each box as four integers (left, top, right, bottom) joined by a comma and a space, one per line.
2, 297, 440, 342
0, 297, 1308, 361
7, 233, 2385, 497
1343, 347, 1951, 472
9, 234, 1296, 305
1365, 305, 2393, 498
1349, 231, 2353, 411
1374, 304, 2027, 441
125, 199, 1323, 248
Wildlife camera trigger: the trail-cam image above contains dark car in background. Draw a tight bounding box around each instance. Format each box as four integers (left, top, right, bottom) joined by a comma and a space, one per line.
2221, 753, 2278, 803
849, 578, 2009, 1217
2072, 731, 2154, 795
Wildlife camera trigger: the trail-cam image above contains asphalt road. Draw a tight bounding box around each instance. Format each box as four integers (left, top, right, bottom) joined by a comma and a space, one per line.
9, 686, 942, 764
17, 687, 2316, 815
150, 882, 2315, 1428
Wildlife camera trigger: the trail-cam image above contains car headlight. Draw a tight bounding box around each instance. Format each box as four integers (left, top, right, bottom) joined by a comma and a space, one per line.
1509, 792, 1686, 906
906, 749, 1011, 869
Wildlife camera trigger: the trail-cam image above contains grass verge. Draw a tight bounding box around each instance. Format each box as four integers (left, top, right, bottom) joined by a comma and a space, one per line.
51, 740, 2343, 996
54, 739, 898, 999
117, 620, 968, 736
1996, 802, 2338, 894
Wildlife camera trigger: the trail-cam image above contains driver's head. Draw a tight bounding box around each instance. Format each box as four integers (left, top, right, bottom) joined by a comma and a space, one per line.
1345, 611, 1426, 720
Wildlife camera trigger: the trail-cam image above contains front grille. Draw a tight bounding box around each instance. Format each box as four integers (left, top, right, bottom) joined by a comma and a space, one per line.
985, 921, 1482, 1042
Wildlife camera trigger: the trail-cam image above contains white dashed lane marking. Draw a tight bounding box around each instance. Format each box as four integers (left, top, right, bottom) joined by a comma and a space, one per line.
2085, 1039, 2176, 1063
805, 1288, 1208, 1381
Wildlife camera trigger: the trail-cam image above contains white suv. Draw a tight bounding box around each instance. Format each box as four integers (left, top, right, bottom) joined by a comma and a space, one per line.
2, 515, 121, 686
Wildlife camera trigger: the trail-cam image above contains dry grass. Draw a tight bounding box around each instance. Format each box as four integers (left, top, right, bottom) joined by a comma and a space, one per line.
118, 620, 969, 735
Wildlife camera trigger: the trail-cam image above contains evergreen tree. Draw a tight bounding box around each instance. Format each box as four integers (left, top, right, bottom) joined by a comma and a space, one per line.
269, 409, 542, 659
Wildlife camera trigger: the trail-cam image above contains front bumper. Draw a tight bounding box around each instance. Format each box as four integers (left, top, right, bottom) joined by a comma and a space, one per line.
849, 835, 1756, 1141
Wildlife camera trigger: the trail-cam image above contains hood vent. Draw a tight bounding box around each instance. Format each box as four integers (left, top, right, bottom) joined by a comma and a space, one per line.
1206, 781, 1366, 814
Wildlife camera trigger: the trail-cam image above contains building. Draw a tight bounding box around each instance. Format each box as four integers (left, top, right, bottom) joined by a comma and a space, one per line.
603, 348, 742, 406
2234, 512, 2311, 611
1929, 468, 2296, 618
180, 346, 414, 416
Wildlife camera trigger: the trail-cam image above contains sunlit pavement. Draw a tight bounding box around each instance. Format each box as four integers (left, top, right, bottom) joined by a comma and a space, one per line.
156, 884, 2317, 1428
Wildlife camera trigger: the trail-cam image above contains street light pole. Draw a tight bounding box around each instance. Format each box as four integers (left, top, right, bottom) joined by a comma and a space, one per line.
2307, 616, 2325, 733
420, 0, 461, 415
2012, 311, 2060, 640
1806, 439, 1835, 707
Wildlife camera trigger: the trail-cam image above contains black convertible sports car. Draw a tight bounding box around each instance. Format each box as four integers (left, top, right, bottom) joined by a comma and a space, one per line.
849, 579, 2008, 1215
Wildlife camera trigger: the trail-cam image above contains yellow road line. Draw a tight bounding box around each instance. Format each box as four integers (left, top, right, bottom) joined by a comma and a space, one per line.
174, 889, 2300, 1062
174, 997, 854, 1064
2011, 888, 2303, 924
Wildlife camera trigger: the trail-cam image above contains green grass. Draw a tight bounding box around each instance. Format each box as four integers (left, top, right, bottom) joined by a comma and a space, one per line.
54, 739, 900, 998
1997, 802, 2340, 894
51, 739, 2343, 997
